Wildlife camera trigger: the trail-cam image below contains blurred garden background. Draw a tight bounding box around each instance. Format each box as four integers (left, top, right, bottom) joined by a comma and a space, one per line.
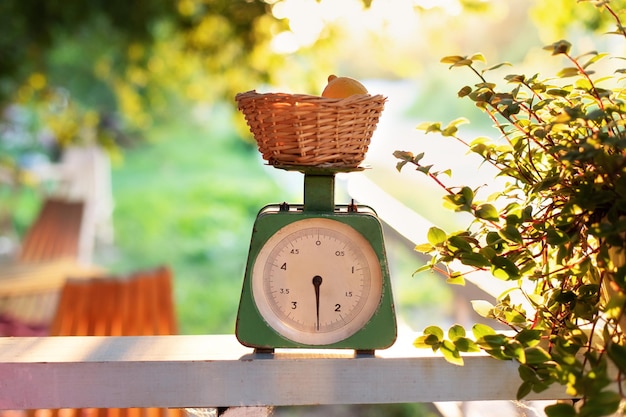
2, 0, 625, 403
2, 1, 626, 415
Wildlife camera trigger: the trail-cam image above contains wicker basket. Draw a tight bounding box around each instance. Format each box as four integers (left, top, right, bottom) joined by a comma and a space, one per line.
235, 90, 386, 168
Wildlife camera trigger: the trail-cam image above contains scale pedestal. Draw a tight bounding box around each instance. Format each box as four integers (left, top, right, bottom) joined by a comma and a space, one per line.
236, 165, 397, 355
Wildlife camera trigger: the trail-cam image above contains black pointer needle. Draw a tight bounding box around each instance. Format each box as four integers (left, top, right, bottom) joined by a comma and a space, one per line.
312, 275, 322, 331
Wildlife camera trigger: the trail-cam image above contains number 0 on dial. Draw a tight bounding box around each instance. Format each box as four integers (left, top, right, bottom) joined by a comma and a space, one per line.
251, 217, 383, 345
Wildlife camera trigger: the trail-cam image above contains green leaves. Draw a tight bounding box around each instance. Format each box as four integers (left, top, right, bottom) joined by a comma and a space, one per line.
475, 203, 499, 221
393, 150, 422, 172
443, 186, 474, 212
606, 341, 626, 375
416, 118, 469, 137
471, 300, 495, 318
414, 324, 479, 366
414, 325, 444, 348
543, 39, 572, 55
440, 53, 485, 68
579, 391, 623, 417
557, 67, 580, 78
490, 256, 520, 280
523, 346, 551, 365
545, 403, 576, 417
415, 322, 549, 370
393, 149, 452, 178
399, 7, 626, 415
426, 226, 447, 246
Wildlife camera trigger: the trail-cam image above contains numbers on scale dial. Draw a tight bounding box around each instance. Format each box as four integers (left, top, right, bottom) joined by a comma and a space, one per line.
252, 218, 382, 345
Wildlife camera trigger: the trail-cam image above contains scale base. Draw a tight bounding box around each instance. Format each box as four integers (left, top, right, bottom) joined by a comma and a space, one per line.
253, 347, 376, 357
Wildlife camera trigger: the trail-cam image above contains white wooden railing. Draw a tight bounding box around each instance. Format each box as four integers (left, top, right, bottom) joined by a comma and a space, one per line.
0, 334, 570, 411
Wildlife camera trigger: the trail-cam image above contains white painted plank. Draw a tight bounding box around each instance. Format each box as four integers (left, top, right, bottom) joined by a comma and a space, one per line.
222, 407, 273, 417
185, 407, 273, 417
0, 335, 570, 410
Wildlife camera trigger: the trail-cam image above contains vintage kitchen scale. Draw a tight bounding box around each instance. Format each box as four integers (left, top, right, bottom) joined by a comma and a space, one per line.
234, 88, 396, 354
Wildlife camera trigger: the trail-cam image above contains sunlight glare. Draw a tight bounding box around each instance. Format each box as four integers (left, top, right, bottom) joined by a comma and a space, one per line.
271, 0, 326, 53
269, 0, 461, 54
413, 0, 462, 15
319, 0, 364, 21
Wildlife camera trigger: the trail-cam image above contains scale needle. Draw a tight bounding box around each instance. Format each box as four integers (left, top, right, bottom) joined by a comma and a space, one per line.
312, 275, 322, 331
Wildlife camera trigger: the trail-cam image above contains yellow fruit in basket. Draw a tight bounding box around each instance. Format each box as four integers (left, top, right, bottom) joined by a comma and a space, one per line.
321, 74, 368, 98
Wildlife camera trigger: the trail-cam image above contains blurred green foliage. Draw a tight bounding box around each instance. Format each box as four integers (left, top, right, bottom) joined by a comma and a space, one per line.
0, 0, 277, 102
1, 0, 610, 166
531, 0, 626, 41
98, 105, 286, 334
0, 0, 287, 163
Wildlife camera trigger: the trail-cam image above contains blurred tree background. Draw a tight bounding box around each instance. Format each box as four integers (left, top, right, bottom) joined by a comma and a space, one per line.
0, 0, 289, 159
1, 0, 624, 337
2, 0, 621, 166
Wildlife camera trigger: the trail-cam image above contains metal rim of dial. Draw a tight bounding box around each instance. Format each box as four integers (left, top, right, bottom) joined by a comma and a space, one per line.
251, 217, 383, 345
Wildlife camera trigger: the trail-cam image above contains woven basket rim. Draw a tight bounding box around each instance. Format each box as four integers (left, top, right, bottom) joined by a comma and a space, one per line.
235, 89, 386, 168
235, 90, 387, 104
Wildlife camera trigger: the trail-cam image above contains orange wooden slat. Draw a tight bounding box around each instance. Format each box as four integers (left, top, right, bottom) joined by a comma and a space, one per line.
142, 271, 159, 336
124, 409, 140, 417
18, 199, 84, 263
69, 281, 92, 337
128, 274, 146, 336
120, 274, 137, 336
49, 280, 81, 336
105, 280, 124, 336
57, 408, 79, 417
155, 267, 177, 335
141, 408, 160, 417
87, 279, 108, 336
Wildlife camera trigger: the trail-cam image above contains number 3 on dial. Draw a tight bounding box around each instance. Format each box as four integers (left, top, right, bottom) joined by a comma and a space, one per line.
251, 217, 383, 345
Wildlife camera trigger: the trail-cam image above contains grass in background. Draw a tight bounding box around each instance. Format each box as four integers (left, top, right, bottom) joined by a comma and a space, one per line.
96, 105, 282, 334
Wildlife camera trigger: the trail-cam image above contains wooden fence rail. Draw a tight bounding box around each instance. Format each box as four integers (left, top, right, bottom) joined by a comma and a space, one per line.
0, 335, 570, 410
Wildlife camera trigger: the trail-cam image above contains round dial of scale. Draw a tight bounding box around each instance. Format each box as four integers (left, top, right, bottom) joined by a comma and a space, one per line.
251, 217, 383, 345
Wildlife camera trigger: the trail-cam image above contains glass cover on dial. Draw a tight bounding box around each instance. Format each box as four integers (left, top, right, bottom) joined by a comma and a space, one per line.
251, 217, 383, 345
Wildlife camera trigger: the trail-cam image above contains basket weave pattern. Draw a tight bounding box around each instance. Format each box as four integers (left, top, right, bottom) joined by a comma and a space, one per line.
236, 90, 386, 168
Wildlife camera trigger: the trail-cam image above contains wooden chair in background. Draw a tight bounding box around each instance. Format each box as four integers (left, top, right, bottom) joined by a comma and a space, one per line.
23, 265, 183, 417
0, 197, 92, 335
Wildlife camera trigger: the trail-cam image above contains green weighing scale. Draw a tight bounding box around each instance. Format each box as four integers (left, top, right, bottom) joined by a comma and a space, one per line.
236, 164, 397, 354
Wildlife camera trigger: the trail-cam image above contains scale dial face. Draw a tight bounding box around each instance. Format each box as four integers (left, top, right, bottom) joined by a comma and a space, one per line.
251, 217, 383, 345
